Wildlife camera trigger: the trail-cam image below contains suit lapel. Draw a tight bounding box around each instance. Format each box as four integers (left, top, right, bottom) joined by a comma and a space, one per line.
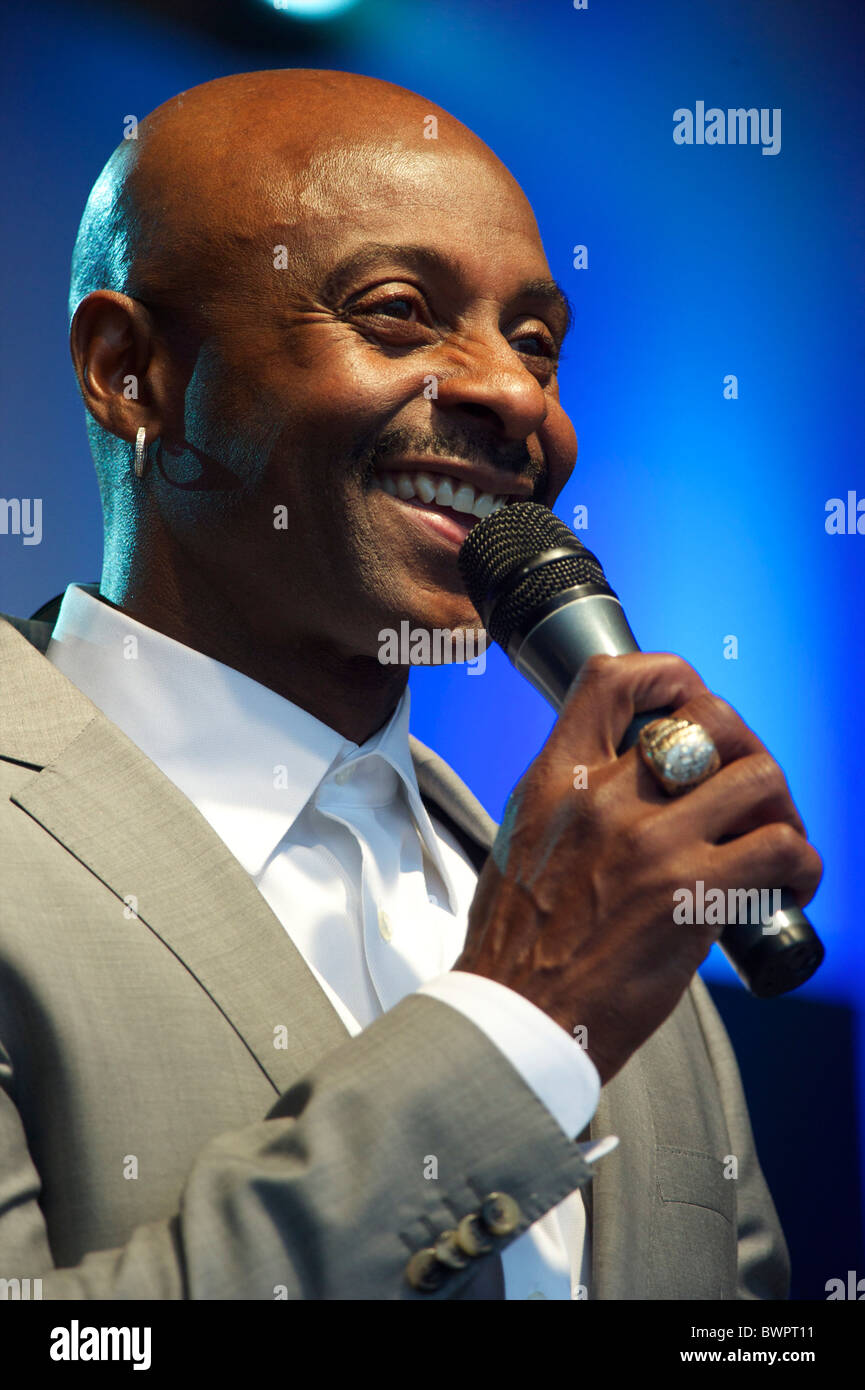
409, 734, 497, 870
2, 615, 351, 1095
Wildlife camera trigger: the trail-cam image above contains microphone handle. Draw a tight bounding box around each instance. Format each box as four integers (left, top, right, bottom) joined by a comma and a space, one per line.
511, 593, 824, 997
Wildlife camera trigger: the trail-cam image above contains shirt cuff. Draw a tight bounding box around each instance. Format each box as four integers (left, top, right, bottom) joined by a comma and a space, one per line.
416, 970, 601, 1140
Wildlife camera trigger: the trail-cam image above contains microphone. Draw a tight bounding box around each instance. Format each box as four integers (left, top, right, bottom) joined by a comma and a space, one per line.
458, 501, 824, 998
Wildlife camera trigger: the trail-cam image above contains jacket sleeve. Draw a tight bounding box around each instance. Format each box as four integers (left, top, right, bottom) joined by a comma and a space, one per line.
687, 974, 791, 1299
0, 993, 595, 1300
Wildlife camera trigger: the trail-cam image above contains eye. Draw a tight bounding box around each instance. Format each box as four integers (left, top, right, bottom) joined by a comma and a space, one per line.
368, 296, 417, 320
348, 288, 427, 322
510, 328, 558, 359
343, 287, 435, 347
509, 328, 561, 380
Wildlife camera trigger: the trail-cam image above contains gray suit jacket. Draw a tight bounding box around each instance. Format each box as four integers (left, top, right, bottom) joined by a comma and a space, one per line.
0, 605, 789, 1299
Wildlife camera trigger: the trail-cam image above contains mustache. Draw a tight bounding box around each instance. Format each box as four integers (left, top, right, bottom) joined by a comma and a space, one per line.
352, 426, 547, 497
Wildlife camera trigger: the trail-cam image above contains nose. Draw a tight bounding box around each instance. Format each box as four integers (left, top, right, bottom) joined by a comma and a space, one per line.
431, 333, 549, 442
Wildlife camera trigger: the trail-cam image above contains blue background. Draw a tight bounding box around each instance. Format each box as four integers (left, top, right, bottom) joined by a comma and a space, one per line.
1, 0, 862, 1297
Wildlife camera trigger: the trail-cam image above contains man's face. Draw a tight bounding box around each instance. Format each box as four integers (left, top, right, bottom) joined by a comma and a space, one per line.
160, 139, 578, 659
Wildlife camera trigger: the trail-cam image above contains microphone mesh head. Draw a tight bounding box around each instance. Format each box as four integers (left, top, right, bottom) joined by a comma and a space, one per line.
458, 501, 610, 649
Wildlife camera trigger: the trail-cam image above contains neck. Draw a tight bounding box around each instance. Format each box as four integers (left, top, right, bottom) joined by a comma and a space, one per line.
95, 584, 409, 747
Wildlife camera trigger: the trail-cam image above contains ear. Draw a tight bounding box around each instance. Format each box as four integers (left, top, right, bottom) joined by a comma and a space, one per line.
69, 290, 175, 448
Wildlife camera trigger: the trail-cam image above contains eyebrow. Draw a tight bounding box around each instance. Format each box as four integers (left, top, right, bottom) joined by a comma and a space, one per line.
319, 241, 573, 341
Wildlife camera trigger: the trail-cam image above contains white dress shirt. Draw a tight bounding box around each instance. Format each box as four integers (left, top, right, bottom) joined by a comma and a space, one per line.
44, 582, 615, 1299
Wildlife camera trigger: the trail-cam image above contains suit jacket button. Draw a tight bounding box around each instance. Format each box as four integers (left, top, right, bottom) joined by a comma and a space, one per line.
406, 1248, 447, 1292
480, 1191, 522, 1236
455, 1212, 493, 1256
434, 1229, 469, 1269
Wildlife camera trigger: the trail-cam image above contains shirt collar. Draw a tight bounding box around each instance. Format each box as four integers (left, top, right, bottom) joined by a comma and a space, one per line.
347, 695, 461, 912
43, 583, 460, 908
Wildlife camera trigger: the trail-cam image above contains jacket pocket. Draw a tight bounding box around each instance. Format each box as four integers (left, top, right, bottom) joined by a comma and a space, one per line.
652, 1145, 738, 1298
656, 1144, 735, 1224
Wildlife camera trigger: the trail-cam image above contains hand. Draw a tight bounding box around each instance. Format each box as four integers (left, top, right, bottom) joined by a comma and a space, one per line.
453, 653, 823, 1086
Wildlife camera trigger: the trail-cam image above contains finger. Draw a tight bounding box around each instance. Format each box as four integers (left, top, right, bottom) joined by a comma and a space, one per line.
665, 689, 764, 766
709, 822, 823, 909
662, 750, 808, 842
554, 652, 711, 767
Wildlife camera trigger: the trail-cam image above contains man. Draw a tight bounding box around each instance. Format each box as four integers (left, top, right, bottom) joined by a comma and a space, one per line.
0, 69, 820, 1299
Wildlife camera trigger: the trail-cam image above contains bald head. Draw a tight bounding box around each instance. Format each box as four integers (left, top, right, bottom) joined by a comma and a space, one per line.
69, 70, 523, 330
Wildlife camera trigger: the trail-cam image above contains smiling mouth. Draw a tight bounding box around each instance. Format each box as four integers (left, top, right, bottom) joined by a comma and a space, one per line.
372, 466, 516, 516
370, 465, 526, 547
375, 461, 531, 536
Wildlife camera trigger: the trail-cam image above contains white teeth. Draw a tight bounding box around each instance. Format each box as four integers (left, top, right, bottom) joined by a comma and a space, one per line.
374, 469, 517, 516
414, 472, 437, 503
452, 485, 476, 514
435, 477, 455, 508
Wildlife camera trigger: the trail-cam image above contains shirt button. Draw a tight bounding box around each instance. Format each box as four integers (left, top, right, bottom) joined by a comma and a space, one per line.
334, 768, 351, 785
377, 908, 393, 942
427, 893, 440, 907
